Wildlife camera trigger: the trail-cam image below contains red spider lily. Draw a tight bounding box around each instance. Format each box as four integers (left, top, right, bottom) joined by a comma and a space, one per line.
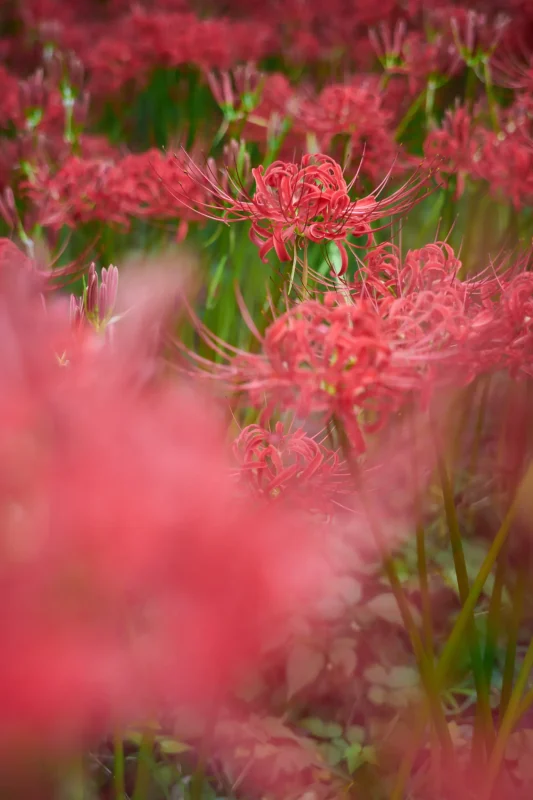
360, 240, 463, 298
180, 241, 527, 452
172, 152, 435, 276
422, 98, 533, 207
0, 252, 330, 758
489, 5, 533, 87
371, 25, 461, 95
473, 112, 533, 209
233, 420, 350, 511
0, 237, 95, 290
0, 65, 21, 127
291, 79, 403, 184
423, 104, 483, 198
496, 271, 533, 377
206, 63, 264, 117
369, 19, 409, 72
86, 9, 275, 97
24, 150, 208, 235
70, 262, 119, 332
181, 295, 421, 452
448, 7, 509, 64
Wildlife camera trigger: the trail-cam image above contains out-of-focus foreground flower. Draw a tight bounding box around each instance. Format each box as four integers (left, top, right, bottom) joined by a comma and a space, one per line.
0, 246, 329, 762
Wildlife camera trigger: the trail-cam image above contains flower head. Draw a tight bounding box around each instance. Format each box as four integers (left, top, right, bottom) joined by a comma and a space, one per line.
0, 250, 329, 757
233, 420, 349, 511
175, 151, 435, 276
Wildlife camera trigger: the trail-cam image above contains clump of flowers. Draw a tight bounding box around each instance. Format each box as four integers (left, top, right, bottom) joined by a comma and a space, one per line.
0, 250, 330, 762
176, 152, 435, 278
5, 1, 533, 798
233, 420, 349, 511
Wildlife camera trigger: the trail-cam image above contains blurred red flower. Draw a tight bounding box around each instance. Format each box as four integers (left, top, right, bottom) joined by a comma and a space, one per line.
0, 248, 328, 758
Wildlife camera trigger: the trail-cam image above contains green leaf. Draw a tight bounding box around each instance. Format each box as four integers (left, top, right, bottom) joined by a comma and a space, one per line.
346, 725, 365, 744
330, 638, 357, 676
386, 666, 419, 689
157, 738, 192, 755
318, 743, 344, 767
300, 718, 344, 740
299, 717, 326, 737
206, 254, 228, 309
366, 593, 421, 627
344, 743, 364, 773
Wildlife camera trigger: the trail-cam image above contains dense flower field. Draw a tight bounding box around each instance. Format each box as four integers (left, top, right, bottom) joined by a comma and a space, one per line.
2, 1, 533, 798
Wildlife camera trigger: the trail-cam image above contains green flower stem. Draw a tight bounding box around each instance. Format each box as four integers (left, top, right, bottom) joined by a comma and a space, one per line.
436, 451, 495, 749
465, 67, 478, 111
435, 471, 527, 686
482, 636, 533, 800
132, 732, 155, 800
113, 733, 126, 800
417, 522, 434, 658
515, 686, 533, 725
394, 90, 425, 143
483, 551, 507, 687
334, 417, 453, 755
499, 567, 526, 719
411, 415, 434, 658
390, 711, 428, 800
482, 57, 500, 132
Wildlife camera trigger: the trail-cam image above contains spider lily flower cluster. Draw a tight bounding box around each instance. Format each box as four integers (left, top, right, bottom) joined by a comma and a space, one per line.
174, 152, 436, 279
4, 0, 533, 798
0, 243, 339, 765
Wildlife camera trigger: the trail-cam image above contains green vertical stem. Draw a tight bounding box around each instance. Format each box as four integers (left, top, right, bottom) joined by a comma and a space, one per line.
301, 242, 309, 296
499, 567, 526, 720
482, 57, 500, 132
411, 414, 434, 658
113, 733, 126, 800
482, 636, 533, 800
436, 502, 519, 685
390, 711, 428, 800
465, 67, 478, 111
515, 685, 533, 724
132, 731, 155, 800
416, 522, 434, 658
483, 550, 507, 688
334, 417, 453, 755
62, 755, 86, 800
436, 450, 495, 750
425, 77, 437, 127
394, 90, 425, 142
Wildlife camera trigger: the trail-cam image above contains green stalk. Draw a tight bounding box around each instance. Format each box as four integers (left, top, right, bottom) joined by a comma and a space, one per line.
113, 733, 126, 800
483, 551, 507, 688
465, 67, 478, 112
436, 452, 494, 748
62, 754, 86, 800
417, 522, 434, 658
435, 472, 527, 686
514, 686, 533, 725
301, 241, 309, 296
499, 567, 526, 719
390, 710, 431, 800
132, 732, 155, 800
482, 636, 533, 800
482, 56, 500, 132
334, 417, 453, 754
411, 415, 434, 658
390, 471, 527, 794
394, 90, 425, 142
